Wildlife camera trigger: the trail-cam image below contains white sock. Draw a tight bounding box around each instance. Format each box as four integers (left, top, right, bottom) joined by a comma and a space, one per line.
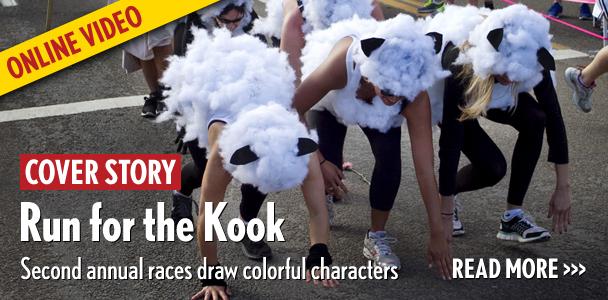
503, 208, 523, 220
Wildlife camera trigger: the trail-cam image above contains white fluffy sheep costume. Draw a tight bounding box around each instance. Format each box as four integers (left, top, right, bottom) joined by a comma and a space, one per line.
158, 28, 318, 193
252, 0, 375, 38
301, 15, 449, 132
423, 5, 490, 124
197, 0, 254, 35
458, 4, 556, 109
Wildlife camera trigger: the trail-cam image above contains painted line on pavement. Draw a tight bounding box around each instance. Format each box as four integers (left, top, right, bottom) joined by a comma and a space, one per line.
0, 95, 144, 123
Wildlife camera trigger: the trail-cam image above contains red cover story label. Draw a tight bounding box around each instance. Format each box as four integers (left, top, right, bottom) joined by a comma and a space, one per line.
19, 154, 180, 190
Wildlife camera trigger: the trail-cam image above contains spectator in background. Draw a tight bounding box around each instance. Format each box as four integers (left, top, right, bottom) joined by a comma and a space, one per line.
108, 0, 174, 118
563, 0, 608, 113
565, 45, 608, 112
418, 0, 494, 14
547, 0, 593, 20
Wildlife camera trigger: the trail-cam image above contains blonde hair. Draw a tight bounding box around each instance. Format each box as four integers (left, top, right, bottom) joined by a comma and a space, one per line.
457, 65, 520, 121
458, 64, 495, 121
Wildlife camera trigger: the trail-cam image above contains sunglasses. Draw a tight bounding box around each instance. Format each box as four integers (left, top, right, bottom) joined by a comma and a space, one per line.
380, 88, 397, 98
216, 15, 244, 25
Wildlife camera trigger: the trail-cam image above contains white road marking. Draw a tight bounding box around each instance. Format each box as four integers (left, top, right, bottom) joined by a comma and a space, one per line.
0, 95, 144, 123
1, 0, 18, 7
553, 48, 589, 60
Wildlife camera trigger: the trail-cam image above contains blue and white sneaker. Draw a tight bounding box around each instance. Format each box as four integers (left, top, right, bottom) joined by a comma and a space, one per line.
579, 4, 593, 20
497, 212, 551, 243
547, 2, 563, 18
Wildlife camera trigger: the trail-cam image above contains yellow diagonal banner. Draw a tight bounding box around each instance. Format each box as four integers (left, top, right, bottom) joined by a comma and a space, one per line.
0, 0, 219, 96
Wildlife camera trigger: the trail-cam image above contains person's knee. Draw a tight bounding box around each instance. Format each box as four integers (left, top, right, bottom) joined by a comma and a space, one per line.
484, 157, 507, 186
180, 162, 203, 195
522, 108, 546, 134
370, 199, 394, 212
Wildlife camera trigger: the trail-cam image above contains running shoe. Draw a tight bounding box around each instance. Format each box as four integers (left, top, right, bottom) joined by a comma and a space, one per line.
170, 191, 193, 224
363, 231, 401, 270
141, 92, 161, 118
453, 197, 465, 236
579, 4, 593, 20
497, 212, 551, 243
547, 2, 563, 18
565, 67, 595, 113
418, 1, 445, 14
240, 235, 273, 261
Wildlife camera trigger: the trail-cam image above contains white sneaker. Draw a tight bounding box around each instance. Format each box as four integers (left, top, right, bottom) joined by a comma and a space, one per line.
363, 231, 401, 270
453, 197, 465, 236
564, 67, 594, 113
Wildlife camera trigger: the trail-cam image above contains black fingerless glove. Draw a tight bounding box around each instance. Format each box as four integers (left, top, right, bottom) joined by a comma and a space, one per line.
305, 243, 333, 270
200, 264, 227, 287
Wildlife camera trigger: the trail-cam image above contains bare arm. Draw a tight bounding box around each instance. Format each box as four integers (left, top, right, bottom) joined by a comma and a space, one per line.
371, 0, 385, 20
401, 91, 452, 280
402, 92, 442, 235
293, 37, 351, 119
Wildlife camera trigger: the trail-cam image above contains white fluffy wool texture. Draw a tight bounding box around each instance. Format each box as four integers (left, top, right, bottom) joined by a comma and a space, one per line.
301, 16, 379, 78
461, 4, 552, 92
301, 17, 403, 132
424, 5, 489, 54
423, 5, 489, 124
159, 29, 314, 192
219, 103, 317, 193
252, 0, 284, 38
355, 14, 450, 102
197, 0, 254, 35
302, 0, 374, 32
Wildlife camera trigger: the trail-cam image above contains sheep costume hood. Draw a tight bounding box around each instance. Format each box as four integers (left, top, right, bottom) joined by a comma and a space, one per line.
252, 0, 374, 38
301, 15, 448, 132
251, 0, 283, 38
423, 5, 490, 124
197, 0, 254, 35
159, 28, 318, 193
459, 4, 555, 93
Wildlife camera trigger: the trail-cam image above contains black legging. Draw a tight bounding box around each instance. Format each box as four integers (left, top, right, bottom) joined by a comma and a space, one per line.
178, 140, 268, 222
307, 109, 402, 211
439, 70, 568, 206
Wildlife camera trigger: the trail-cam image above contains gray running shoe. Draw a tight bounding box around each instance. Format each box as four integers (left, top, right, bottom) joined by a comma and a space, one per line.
453, 197, 464, 236
497, 212, 551, 243
363, 231, 401, 270
565, 67, 594, 113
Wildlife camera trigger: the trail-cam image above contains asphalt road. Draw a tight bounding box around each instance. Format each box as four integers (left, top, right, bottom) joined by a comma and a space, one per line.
1, 1, 607, 299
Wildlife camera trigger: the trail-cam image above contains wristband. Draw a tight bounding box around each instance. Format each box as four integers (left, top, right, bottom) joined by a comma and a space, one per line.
305, 243, 333, 270
200, 264, 228, 287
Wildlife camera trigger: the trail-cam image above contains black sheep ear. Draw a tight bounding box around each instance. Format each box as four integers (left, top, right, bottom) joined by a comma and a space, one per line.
487, 28, 504, 51
426, 32, 443, 54
361, 37, 385, 57
537, 47, 556, 71
442, 41, 460, 70
296, 138, 318, 156
230, 145, 259, 165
